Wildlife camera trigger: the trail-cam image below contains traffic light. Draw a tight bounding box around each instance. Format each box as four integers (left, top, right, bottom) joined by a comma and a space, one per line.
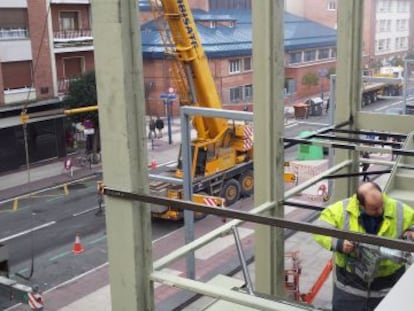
20, 112, 29, 125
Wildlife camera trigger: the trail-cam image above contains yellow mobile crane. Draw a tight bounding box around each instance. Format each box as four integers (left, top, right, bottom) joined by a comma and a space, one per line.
148, 0, 295, 220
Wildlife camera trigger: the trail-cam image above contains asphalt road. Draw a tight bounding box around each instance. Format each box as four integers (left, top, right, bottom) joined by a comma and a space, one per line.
0, 95, 402, 308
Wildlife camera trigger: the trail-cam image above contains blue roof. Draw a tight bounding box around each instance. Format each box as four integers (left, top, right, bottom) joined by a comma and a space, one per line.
141, 9, 336, 58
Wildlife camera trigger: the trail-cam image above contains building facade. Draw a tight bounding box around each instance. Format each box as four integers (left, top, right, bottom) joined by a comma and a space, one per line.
285, 0, 412, 68
0, 0, 93, 106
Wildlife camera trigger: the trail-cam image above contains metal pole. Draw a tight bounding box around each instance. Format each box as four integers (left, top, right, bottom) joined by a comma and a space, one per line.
181, 110, 195, 279
403, 59, 408, 114
164, 99, 172, 145
231, 226, 254, 295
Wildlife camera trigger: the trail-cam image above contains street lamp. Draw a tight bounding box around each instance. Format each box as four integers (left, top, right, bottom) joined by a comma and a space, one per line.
318, 68, 328, 99
160, 88, 177, 145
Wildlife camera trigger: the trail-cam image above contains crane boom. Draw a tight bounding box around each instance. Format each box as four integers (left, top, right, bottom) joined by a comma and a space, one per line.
158, 0, 228, 139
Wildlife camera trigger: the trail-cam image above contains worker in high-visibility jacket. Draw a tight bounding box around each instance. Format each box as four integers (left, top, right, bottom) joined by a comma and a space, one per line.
313, 182, 414, 311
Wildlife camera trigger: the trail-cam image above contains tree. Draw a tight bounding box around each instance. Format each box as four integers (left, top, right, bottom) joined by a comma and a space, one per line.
301, 72, 319, 88
64, 71, 100, 161
64, 71, 98, 124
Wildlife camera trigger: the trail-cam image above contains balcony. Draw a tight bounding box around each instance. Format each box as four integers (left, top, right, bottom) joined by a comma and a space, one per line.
4, 87, 36, 105
0, 28, 29, 40
53, 29, 93, 51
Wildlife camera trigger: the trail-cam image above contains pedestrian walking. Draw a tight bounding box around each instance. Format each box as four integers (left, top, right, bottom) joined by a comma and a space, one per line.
313, 182, 414, 311
155, 117, 164, 138
361, 151, 370, 182
148, 118, 156, 140
96, 180, 105, 215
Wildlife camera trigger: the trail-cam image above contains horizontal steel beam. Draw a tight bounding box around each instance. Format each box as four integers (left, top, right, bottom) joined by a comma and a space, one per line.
151, 271, 313, 311
181, 106, 253, 121
283, 137, 414, 156
331, 128, 407, 139
312, 134, 402, 147
104, 187, 414, 252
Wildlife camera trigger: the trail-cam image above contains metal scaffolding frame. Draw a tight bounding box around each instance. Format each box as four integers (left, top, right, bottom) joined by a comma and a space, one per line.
91, 0, 414, 310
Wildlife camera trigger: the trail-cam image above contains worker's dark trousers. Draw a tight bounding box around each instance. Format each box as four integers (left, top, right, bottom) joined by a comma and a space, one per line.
332, 285, 383, 311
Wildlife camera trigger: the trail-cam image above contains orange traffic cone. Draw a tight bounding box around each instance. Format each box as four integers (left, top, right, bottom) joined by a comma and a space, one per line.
72, 234, 84, 254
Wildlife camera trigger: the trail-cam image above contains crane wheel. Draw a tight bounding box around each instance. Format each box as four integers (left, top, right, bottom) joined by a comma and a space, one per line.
239, 170, 254, 197
221, 179, 241, 206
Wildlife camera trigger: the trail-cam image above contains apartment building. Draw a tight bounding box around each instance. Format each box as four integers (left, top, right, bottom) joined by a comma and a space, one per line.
0, 0, 93, 106
285, 0, 412, 67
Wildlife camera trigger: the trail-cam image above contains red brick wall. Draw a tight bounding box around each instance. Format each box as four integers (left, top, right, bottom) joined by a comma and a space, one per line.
285, 61, 336, 101
51, 4, 91, 31
363, 0, 375, 65
188, 0, 210, 11
302, 0, 337, 29
27, 0, 54, 99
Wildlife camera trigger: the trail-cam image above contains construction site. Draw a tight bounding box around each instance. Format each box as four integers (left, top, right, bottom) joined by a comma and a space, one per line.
1, 0, 414, 310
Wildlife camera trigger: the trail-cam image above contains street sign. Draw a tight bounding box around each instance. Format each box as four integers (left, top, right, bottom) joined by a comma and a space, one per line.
160, 93, 177, 101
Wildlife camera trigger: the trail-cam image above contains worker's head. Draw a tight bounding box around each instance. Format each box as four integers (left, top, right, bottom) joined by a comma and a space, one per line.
356, 182, 384, 217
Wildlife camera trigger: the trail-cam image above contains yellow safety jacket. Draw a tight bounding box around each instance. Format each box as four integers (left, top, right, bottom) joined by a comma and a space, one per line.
314, 194, 414, 279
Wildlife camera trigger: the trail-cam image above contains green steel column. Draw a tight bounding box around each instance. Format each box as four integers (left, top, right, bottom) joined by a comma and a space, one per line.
252, 0, 285, 296
333, 0, 364, 200
91, 1, 153, 310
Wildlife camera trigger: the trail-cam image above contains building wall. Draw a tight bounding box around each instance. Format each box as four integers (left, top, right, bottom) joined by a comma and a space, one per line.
27, 0, 54, 99
189, 0, 210, 11
50, 4, 91, 31
285, 62, 334, 101
55, 51, 95, 79
300, 0, 337, 29
285, 0, 305, 16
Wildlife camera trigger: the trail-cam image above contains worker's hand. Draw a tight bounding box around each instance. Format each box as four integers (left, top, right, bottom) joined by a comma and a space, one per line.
342, 240, 355, 254
403, 231, 414, 241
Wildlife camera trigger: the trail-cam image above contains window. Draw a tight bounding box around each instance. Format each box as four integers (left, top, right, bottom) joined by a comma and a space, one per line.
304, 50, 316, 62
386, 20, 391, 32
60, 11, 79, 31
395, 38, 400, 49
378, 0, 386, 12
318, 48, 330, 59
396, 20, 400, 31
327, 0, 336, 10
377, 39, 385, 51
400, 37, 407, 49
230, 86, 243, 102
63, 57, 83, 78
386, 38, 391, 50
244, 84, 253, 100
0, 8, 28, 29
229, 59, 241, 74
331, 48, 337, 58
2, 61, 32, 89
379, 20, 386, 32
284, 78, 297, 96
243, 57, 252, 71
401, 19, 407, 31
288, 52, 302, 64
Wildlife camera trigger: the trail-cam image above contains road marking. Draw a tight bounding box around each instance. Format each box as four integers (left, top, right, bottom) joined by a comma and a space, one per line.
0, 221, 56, 243
374, 101, 402, 111
72, 207, 99, 217
49, 251, 72, 262
87, 235, 107, 245
297, 121, 329, 126
285, 122, 298, 129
